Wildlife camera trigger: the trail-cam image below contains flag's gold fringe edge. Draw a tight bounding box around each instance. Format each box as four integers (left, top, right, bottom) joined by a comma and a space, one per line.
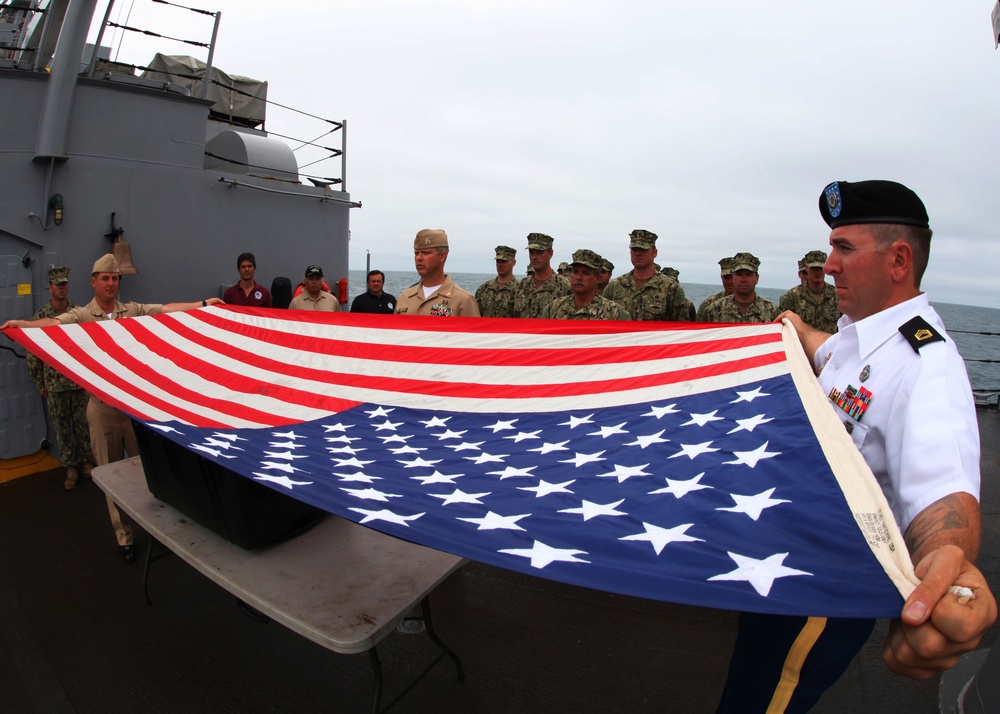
780, 320, 919, 601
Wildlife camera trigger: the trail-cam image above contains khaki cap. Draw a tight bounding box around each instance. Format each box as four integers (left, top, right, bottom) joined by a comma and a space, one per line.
731, 252, 761, 273
570, 248, 604, 271
526, 233, 554, 251
48, 266, 69, 284
91, 253, 120, 274
414, 229, 448, 250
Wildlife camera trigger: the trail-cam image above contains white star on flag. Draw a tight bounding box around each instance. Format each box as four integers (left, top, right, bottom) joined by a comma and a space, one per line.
373, 420, 403, 431
341, 487, 402, 502
724, 441, 780, 468
588, 422, 629, 438
349, 507, 425, 526
333, 472, 380, 483
727, 414, 774, 434
259, 461, 304, 473
670, 442, 720, 460
504, 430, 542, 443
485, 465, 537, 479
464, 451, 509, 464
378, 434, 409, 444
708, 552, 812, 596
484, 419, 517, 432
528, 441, 571, 454
331, 457, 374, 469
457, 511, 530, 531
499, 540, 590, 568
558, 499, 627, 521
263, 450, 308, 460
560, 414, 594, 428
643, 404, 680, 419
559, 451, 606, 467
190, 445, 236, 459
430, 489, 491, 506
445, 441, 484, 452
419, 415, 450, 427
387, 445, 423, 455
252, 473, 313, 488
718, 488, 790, 521
271, 430, 303, 440
648, 473, 712, 498
731, 387, 770, 404
596, 463, 652, 483
205, 437, 242, 450
322, 423, 353, 433
620, 522, 704, 555
365, 407, 394, 418
433, 429, 468, 440
410, 470, 466, 485
519, 480, 576, 498
683, 410, 725, 427
624, 430, 670, 449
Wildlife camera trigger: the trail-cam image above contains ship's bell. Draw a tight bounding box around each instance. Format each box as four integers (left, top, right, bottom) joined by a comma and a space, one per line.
111, 233, 140, 275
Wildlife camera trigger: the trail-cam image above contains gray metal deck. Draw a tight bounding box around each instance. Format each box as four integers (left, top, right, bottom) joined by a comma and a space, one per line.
2, 408, 998, 713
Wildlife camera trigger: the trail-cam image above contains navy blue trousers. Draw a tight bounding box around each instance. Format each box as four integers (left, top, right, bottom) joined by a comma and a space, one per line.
715, 612, 876, 713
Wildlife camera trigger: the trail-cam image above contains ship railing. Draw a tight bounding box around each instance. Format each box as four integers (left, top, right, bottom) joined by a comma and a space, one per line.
96, 1, 348, 191
0, 0, 46, 68
952, 329, 1000, 410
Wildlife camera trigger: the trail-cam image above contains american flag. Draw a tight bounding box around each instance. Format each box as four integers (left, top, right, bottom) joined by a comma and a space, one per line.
8, 307, 918, 617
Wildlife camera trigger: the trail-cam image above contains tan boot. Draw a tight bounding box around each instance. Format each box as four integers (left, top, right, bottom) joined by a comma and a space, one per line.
64, 466, 79, 491
80, 462, 95, 479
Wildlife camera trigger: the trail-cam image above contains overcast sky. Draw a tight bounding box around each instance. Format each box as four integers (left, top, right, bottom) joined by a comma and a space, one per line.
101, 0, 1000, 307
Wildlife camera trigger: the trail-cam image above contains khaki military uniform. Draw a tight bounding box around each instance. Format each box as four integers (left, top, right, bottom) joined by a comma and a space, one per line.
56, 297, 164, 546
474, 278, 517, 318
27, 301, 95, 469
602, 272, 689, 321
288, 290, 341, 311
778, 283, 840, 333
541, 295, 631, 320
395, 276, 480, 316
513, 273, 572, 318
700, 294, 780, 324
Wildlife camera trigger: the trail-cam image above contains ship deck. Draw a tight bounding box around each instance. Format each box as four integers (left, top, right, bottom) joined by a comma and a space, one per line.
2, 408, 998, 714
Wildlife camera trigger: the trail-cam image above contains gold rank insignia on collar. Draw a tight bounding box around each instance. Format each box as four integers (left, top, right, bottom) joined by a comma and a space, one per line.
898, 315, 945, 354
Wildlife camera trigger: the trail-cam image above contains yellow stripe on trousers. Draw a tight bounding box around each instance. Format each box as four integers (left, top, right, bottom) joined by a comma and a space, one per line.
765, 616, 828, 714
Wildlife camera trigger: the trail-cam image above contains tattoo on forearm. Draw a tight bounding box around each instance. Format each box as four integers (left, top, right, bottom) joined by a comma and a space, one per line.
905, 494, 975, 563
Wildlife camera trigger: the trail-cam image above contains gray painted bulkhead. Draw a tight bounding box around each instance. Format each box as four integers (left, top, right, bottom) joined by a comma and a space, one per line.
0, 66, 353, 460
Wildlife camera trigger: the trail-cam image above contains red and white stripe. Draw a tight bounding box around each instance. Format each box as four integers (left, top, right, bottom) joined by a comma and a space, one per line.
9, 306, 789, 429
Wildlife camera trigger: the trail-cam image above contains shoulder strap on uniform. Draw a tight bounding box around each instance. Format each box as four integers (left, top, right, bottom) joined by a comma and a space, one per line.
898, 315, 945, 353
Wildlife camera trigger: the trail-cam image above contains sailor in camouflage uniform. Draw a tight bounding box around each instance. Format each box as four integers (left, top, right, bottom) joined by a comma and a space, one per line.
474, 245, 518, 317
778, 249, 840, 333
541, 250, 630, 320
26, 267, 95, 491
662, 266, 696, 321
602, 229, 689, 321
797, 257, 808, 284
596, 258, 614, 296
696, 256, 736, 320
512, 233, 571, 318
700, 252, 780, 323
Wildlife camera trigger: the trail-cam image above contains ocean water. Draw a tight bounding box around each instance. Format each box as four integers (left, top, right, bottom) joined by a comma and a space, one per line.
348, 270, 1000, 393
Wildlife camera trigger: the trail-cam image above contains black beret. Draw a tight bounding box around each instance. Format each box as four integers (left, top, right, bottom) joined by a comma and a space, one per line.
819, 180, 929, 229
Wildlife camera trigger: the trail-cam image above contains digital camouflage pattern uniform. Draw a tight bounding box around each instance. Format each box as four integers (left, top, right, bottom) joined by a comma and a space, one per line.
778, 282, 840, 333
603, 272, 689, 321
778, 250, 840, 333
475, 278, 517, 317
697, 290, 727, 321
542, 294, 630, 320
513, 273, 571, 318
541, 249, 630, 320
27, 301, 95, 469
475, 245, 518, 317
700, 294, 780, 324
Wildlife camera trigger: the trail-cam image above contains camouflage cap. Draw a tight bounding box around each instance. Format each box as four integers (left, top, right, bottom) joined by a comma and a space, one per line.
526, 232, 554, 250
91, 253, 120, 274
570, 249, 604, 271
819, 180, 929, 229
629, 229, 658, 249
803, 250, 827, 268
718, 257, 736, 276
600, 258, 614, 274
557, 261, 571, 275
661, 266, 680, 280
414, 229, 448, 250
797, 259, 806, 271
48, 266, 69, 284
494, 245, 516, 261
731, 252, 761, 273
